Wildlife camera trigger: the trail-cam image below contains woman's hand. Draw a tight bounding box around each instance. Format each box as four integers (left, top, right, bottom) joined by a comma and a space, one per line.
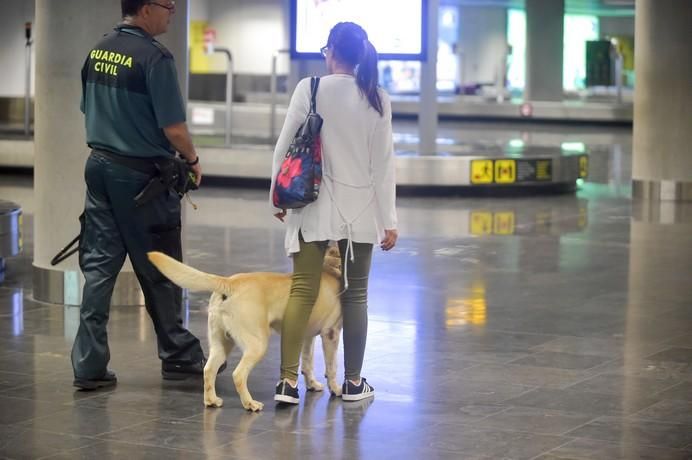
380, 229, 398, 251
274, 209, 287, 222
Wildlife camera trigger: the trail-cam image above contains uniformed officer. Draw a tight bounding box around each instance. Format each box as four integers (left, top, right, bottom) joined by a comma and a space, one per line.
71, 0, 223, 389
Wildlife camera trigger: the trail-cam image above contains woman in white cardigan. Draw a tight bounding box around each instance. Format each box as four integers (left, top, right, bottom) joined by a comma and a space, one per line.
270, 22, 398, 404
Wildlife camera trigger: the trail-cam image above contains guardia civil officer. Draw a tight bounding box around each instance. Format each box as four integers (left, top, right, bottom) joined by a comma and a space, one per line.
71, 0, 224, 390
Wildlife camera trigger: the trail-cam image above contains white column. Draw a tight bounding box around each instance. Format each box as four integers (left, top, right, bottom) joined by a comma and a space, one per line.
524, 0, 564, 102
33, 0, 137, 306
626, 206, 692, 406
632, 0, 692, 201
33, 0, 191, 305
457, 6, 507, 92
418, 0, 439, 155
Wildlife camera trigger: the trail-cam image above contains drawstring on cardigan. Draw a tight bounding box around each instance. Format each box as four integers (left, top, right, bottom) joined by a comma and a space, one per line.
322, 174, 375, 294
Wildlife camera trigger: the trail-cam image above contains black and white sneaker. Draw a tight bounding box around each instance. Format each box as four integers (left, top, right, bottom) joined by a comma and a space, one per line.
274, 379, 300, 404
341, 378, 375, 401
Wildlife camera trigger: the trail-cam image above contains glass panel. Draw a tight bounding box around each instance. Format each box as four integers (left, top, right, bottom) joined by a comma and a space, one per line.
564, 15, 599, 90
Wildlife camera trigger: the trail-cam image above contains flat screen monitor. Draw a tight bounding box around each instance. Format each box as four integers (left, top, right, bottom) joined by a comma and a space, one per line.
290, 0, 427, 61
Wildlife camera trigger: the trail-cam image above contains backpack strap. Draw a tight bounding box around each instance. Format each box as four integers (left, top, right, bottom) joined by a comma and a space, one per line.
309, 77, 320, 113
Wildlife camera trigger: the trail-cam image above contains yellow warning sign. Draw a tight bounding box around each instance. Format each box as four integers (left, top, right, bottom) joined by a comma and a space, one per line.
470, 212, 493, 235
536, 160, 552, 180
495, 160, 516, 183
579, 155, 589, 178
493, 212, 515, 235
470, 160, 494, 184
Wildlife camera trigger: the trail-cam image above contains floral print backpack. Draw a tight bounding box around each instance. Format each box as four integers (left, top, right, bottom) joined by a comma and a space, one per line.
273, 77, 323, 209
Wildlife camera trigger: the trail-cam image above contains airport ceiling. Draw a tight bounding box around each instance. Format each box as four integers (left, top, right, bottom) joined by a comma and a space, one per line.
448, 0, 636, 16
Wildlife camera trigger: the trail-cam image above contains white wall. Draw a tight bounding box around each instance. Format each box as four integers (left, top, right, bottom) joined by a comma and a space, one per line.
208, 0, 289, 74
190, 0, 210, 21
0, 0, 36, 97
457, 6, 507, 86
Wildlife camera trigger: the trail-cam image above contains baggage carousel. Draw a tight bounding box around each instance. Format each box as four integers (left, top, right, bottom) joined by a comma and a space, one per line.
185, 102, 591, 192
195, 138, 588, 192
0, 200, 22, 282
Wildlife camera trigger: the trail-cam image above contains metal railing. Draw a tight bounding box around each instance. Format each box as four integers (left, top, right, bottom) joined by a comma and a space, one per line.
269, 49, 289, 143
206, 45, 234, 146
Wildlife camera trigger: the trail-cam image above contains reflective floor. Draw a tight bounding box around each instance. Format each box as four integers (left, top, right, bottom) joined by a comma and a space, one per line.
1, 165, 692, 459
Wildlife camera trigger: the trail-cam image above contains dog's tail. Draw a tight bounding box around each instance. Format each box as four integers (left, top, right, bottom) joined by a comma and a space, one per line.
147, 251, 229, 294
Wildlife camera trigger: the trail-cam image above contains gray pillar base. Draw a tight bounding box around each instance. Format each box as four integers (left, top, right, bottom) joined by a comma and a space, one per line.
632, 179, 692, 202
32, 265, 143, 306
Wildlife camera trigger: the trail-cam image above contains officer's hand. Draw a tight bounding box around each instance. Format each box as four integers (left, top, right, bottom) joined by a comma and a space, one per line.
191, 163, 202, 186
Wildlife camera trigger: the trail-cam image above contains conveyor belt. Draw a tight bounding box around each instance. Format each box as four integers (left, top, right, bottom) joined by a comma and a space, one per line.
197, 143, 587, 191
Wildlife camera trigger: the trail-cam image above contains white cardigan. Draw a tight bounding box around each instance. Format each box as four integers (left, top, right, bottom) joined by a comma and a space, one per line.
270, 74, 397, 256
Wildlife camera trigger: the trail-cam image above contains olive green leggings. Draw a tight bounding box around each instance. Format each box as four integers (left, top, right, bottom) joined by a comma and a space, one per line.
280, 235, 373, 382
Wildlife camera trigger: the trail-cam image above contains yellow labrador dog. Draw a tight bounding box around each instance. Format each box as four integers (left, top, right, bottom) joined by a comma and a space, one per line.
147, 248, 343, 411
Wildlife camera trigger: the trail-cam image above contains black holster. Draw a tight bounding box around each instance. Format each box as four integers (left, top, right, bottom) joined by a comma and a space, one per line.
134, 156, 197, 207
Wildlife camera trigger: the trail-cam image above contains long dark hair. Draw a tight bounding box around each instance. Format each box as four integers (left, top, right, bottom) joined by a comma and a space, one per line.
327, 22, 383, 117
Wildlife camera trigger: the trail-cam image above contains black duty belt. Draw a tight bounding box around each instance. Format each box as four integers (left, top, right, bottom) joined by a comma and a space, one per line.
92, 148, 172, 175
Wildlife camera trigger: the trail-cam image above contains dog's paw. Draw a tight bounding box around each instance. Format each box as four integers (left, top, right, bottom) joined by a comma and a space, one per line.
307, 380, 324, 392
243, 399, 264, 412
204, 396, 224, 408
328, 382, 342, 396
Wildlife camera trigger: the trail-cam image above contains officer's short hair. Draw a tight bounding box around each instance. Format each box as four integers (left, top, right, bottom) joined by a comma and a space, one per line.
121, 0, 148, 17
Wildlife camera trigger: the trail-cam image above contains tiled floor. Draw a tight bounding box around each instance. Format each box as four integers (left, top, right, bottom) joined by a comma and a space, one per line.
1, 158, 692, 459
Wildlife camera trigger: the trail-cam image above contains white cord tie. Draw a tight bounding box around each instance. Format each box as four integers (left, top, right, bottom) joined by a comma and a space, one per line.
323, 174, 374, 296
338, 221, 356, 293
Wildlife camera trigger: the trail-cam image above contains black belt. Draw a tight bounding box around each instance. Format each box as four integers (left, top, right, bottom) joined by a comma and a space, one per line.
91, 149, 172, 175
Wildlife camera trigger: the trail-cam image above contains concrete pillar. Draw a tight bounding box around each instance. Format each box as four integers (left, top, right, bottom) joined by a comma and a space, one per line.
32, 0, 190, 305
457, 6, 507, 90
524, 0, 564, 101
33, 0, 124, 306
419, 0, 439, 155
632, 0, 692, 202
626, 203, 692, 372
